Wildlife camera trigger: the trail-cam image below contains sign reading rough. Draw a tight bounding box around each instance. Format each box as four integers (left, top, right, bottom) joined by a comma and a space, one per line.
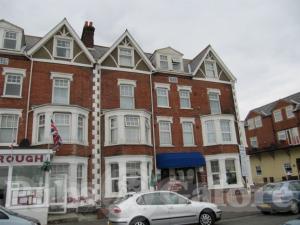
0, 154, 45, 164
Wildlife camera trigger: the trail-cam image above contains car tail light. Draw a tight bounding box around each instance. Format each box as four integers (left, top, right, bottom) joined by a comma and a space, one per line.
112, 206, 122, 214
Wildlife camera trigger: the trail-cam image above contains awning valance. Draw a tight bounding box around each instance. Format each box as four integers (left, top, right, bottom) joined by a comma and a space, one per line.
156, 152, 206, 169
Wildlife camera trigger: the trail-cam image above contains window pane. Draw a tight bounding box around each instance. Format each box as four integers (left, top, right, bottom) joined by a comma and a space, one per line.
54, 113, 70, 142
126, 162, 141, 192
0, 114, 18, 143
53, 79, 69, 104
56, 39, 71, 58
220, 120, 232, 142
5, 74, 22, 96
209, 93, 221, 114
125, 116, 140, 143
4, 31, 17, 50
12, 166, 45, 188
182, 122, 194, 145
159, 121, 171, 145
205, 61, 217, 78
78, 115, 84, 143
225, 159, 237, 184
157, 88, 169, 107
210, 160, 220, 173
110, 117, 118, 144
205, 120, 216, 144
119, 48, 133, 66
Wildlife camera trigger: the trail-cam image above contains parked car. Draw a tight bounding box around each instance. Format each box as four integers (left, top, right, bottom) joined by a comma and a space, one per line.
0, 206, 40, 225
108, 190, 221, 225
255, 181, 300, 214
282, 217, 300, 225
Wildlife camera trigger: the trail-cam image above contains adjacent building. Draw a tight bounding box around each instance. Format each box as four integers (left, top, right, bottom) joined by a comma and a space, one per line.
0, 18, 249, 222
245, 92, 300, 184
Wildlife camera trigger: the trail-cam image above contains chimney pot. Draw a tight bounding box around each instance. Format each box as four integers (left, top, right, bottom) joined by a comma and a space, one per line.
89, 21, 93, 27
81, 21, 95, 48
85, 21, 88, 27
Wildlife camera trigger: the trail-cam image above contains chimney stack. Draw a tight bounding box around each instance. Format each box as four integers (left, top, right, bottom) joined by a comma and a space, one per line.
81, 21, 95, 48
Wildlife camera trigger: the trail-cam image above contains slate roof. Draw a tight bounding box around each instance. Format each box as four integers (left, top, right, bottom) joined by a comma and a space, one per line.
252, 92, 300, 116
24, 35, 42, 51
189, 45, 210, 72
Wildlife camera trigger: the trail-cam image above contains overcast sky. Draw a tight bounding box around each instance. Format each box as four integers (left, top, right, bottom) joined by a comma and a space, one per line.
2, 0, 299, 119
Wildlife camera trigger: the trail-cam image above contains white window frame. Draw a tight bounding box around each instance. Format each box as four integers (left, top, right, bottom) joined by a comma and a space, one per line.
37, 113, 46, 143
250, 136, 258, 148
283, 163, 292, 174
110, 163, 119, 193
204, 59, 218, 79
77, 114, 85, 144
273, 109, 283, 122
220, 119, 232, 143
159, 54, 169, 70
104, 110, 152, 146
118, 79, 136, 109
201, 115, 237, 146
53, 113, 71, 142
154, 83, 170, 108
0, 109, 22, 146
109, 116, 118, 145
118, 46, 134, 67
126, 161, 142, 192
285, 105, 295, 119
207, 89, 221, 114
32, 105, 89, 145
50, 72, 73, 105
254, 116, 262, 128
210, 160, 221, 185
247, 118, 255, 130
180, 117, 195, 146
124, 115, 140, 144
157, 116, 173, 147
2, 67, 26, 98
53, 35, 74, 59
277, 130, 287, 141
2, 30, 21, 51
178, 86, 192, 109
256, 165, 262, 176
171, 58, 182, 71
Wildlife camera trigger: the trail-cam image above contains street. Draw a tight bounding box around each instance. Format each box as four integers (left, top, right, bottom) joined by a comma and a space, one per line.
57, 213, 300, 225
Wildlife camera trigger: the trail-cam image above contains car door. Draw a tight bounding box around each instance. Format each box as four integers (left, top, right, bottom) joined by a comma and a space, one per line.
0, 210, 13, 225
161, 192, 197, 225
137, 193, 171, 225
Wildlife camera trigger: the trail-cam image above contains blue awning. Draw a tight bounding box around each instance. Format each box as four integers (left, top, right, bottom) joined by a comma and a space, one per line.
156, 152, 206, 169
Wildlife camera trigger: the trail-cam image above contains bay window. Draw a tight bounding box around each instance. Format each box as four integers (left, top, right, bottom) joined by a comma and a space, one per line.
32, 105, 88, 145
124, 116, 140, 143
105, 110, 151, 146
201, 115, 237, 146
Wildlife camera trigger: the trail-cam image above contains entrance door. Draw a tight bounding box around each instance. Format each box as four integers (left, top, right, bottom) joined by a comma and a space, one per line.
49, 174, 67, 214
0, 167, 8, 206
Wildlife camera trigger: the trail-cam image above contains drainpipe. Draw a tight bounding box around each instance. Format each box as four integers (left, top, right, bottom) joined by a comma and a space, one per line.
149, 71, 158, 189
24, 55, 34, 139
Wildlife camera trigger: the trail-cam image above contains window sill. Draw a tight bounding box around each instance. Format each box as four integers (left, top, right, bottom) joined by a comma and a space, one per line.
204, 142, 237, 147
54, 55, 73, 60
119, 63, 134, 68
157, 106, 171, 109
183, 144, 197, 147
159, 144, 175, 147
0, 143, 18, 147
104, 143, 153, 147
32, 141, 88, 146
180, 107, 193, 110
1, 95, 22, 99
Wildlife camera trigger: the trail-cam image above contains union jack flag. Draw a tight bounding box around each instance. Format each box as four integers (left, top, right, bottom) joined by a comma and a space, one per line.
51, 119, 62, 151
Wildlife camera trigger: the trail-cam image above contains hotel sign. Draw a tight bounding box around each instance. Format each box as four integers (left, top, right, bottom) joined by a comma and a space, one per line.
0, 154, 46, 165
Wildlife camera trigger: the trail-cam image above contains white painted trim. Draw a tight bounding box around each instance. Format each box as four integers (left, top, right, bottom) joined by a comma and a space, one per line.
31, 58, 93, 68
0, 149, 53, 155
117, 79, 137, 87
180, 117, 195, 124
193, 77, 232, 84
200, 114, 238, 146
154, 82, 170, 90
104, 155, 153, 198
0, 109, 22, 146
100, 66, 152, 75
177, 85, 192, 92
53, 35, 74, 60
205, 153, 243, 189
98, 30, 155, 71
0, 108, 22, 116
118, 45, 134, 67
156, 116, 173, 123
2, 67, 26, 98
27, 18, 95, 63
2, 67, 26, 76
50, 72, 74, 81
207, 88, 221, 95
51, 76, 71, 105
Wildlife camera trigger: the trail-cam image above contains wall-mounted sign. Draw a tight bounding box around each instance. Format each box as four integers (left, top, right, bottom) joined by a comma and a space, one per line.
0, 154, 46, 165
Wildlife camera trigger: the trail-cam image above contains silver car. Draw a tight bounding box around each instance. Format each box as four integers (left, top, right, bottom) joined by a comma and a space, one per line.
108, 191, 221, 225
0, 206, 40, 225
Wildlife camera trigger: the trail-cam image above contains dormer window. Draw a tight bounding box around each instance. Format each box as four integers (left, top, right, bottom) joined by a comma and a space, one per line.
159, 55, 168, 70
118, 46, 134, 67
172, 58, 181, 71
54, 36, 73, 59
204, 60, 218, 78
3, 31, 17, 50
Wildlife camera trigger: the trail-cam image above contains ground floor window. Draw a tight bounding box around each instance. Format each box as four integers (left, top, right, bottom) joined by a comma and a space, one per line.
256, 166, 262, 176
105, 156, 152, 198
225, 159, 237, 185
0, 167, 8, 206
210, 160, 221, 185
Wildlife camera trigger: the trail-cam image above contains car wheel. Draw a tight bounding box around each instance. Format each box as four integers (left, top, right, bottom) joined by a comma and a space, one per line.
290, 201, 299, 214
130, 216, 149, 225
199, 210, 215, 225
261, 210, 270, 215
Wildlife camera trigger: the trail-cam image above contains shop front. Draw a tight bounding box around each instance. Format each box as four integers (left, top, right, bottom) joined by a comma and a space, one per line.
0, 149, 52, 225
156, 152, 206, 198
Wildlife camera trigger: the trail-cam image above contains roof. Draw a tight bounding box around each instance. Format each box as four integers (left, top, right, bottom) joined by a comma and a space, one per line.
24, 35, 41, 51
252, 92, 300, 116
190, 45, 210, 72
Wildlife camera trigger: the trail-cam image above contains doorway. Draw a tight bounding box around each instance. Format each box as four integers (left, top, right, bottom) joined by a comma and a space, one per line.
0, 167, 8, 206
49, 174, 67, 214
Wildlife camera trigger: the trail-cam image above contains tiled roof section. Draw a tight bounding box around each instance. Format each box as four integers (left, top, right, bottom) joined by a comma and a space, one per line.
253, 92, 300, 116
89, 45, 109, 61
190, 45, 210, 72
24, 35, 42, 51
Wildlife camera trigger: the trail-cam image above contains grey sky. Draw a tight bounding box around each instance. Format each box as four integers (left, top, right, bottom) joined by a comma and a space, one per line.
2, 0, 299, 119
